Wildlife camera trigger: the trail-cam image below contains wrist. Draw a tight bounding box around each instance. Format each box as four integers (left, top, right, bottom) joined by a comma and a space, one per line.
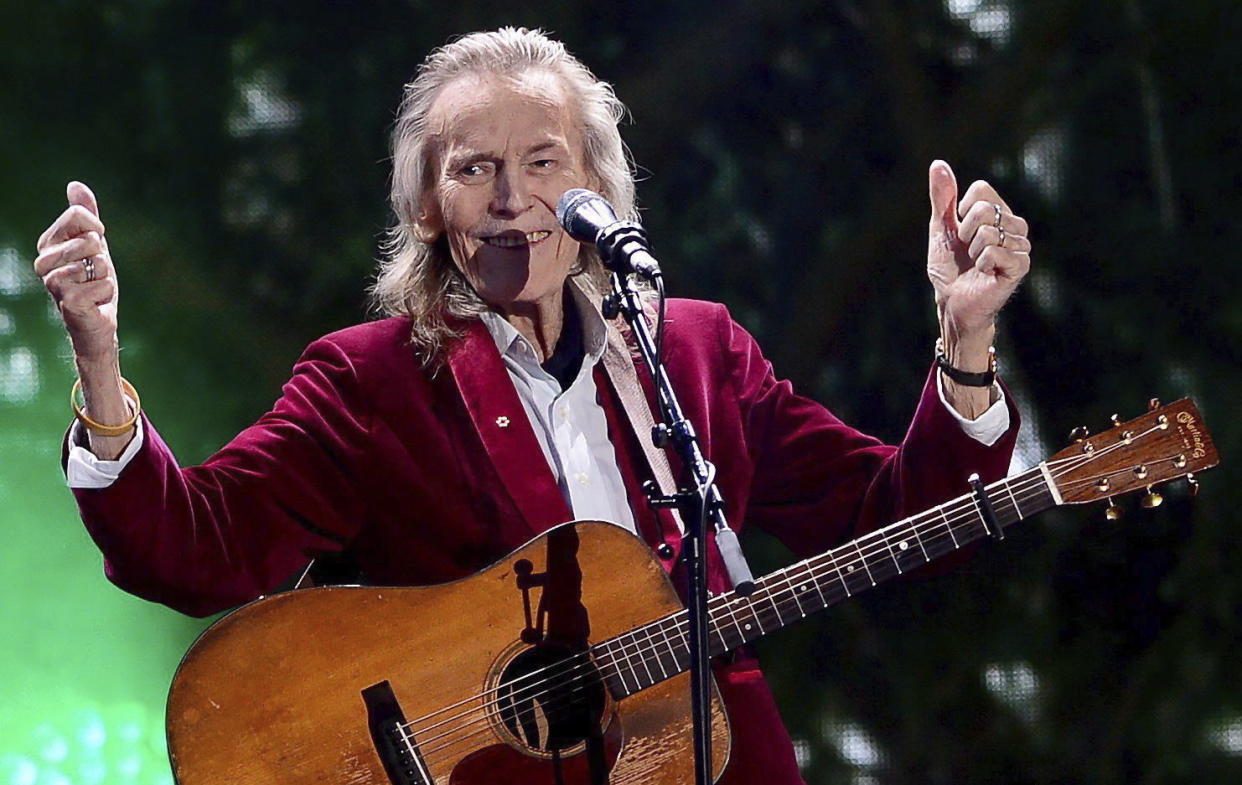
73, 340, 121, 376
938, 316, 995, 372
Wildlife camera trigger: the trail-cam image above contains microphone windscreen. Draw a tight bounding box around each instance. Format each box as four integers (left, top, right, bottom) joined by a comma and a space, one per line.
556, 189, 618, 243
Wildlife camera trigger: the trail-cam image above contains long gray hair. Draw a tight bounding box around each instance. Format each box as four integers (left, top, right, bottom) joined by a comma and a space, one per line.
370, 27, 637, 362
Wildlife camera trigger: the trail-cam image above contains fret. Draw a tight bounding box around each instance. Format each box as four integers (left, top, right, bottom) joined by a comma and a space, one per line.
853, 540, 877, 586
631, 630, 656, 687
1001, 477, 1024, 521
832, 551, 854, 598
969, 496, 988, 538
909, 519, 929, 561
711, 615, 730, 653
880, 530, 905, 575
733, 592, 765, 641
764, 582, 787, 626
650, 623, 671, 680
721, 596, 747, 649
782, 571, 806, 618
666, 617, 689, 672
940, 506, 961, 549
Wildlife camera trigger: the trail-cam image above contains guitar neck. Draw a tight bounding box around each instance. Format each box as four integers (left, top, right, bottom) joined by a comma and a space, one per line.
594, 465, 1059, 698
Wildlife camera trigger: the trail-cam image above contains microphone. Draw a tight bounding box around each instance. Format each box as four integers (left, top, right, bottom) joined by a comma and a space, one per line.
556, 189, 662, 279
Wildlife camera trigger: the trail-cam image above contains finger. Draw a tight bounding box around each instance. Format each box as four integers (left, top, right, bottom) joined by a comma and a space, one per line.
58, 278, 118, 315
43, 255, 112, 298
33, 232, 105, 277
37, 204, 106, 252
968, 225, 1032, 259
958, 180, 1012, 220
67, 181, 101, 217
976, 246, 1030, 280
928, 160, 960, 236
958, 200, 1029, 246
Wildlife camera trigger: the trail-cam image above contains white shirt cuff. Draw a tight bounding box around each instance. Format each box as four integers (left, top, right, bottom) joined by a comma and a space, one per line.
66, 415, 145, 489
935, 371, 1010, 447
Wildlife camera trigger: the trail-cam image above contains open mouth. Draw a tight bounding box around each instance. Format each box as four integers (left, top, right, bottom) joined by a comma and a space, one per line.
481, 230, 553, 248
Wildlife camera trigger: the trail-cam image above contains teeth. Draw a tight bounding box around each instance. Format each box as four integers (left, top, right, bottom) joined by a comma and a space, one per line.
483, 230, 552, 248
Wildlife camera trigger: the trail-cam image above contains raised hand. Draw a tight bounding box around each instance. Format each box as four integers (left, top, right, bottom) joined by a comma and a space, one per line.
927, 160, 1030, 349
926, 161, 1031, 418
35, 182, 119, 360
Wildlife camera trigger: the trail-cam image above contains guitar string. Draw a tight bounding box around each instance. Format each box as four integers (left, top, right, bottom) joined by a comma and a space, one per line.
408, 434, 1170, 760
399, 428, 1160, 745
399, 467, 1060, 737
412, 474, 1060, 766
408, 472, 1063, 760
408, 460, 1119, 756
404, 468, 1048, 739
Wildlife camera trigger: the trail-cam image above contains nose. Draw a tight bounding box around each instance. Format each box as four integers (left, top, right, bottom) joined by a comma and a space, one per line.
489, 166, 531, 219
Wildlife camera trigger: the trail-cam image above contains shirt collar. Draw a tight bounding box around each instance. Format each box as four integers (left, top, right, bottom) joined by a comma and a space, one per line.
478, 279, 608, 367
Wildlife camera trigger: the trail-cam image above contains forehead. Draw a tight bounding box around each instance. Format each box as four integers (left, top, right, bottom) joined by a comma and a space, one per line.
427, 70, 581, 155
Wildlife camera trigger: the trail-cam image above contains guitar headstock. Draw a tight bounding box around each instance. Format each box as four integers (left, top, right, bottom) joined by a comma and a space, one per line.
1047, 398, 1219, 508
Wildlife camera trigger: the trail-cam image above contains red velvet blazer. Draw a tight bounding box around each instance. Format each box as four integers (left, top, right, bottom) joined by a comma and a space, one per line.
71, 299, 1017, 785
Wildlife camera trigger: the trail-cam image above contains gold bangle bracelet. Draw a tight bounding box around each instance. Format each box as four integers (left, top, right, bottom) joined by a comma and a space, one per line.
71, 377, 141, 437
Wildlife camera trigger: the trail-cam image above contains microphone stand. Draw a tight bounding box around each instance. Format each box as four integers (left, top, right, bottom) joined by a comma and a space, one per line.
602, 271, 754, 785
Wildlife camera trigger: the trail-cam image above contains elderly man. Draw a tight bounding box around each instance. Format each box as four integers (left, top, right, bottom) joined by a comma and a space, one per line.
38, 27, 1028, 785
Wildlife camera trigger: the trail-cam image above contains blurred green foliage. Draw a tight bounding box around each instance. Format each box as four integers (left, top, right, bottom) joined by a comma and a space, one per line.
0, 1, 1237, 783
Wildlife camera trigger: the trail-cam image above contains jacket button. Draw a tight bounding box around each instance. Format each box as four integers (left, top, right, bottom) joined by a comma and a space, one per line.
656, 543, 675, 559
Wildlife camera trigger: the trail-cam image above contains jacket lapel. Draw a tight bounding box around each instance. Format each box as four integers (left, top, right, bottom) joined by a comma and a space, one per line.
445, 319, 572, 536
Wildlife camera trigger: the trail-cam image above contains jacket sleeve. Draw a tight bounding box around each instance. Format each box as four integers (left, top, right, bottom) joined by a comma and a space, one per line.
68, 337, 372, 616
721, 310, 1019, 559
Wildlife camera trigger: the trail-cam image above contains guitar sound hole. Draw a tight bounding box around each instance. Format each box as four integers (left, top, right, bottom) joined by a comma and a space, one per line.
495, 644, 606, 754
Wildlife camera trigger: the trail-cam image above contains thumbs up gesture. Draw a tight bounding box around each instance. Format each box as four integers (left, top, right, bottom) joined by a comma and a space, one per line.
926, 160, 1030, 357
35, 181, 119, 361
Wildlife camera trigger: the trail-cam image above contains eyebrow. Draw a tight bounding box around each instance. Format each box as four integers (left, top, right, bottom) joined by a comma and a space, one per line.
444, 139, 568, 171
524, 140, 564, 156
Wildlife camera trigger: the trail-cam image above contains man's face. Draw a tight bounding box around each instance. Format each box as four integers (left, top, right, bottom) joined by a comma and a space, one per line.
421, 70, 590, 313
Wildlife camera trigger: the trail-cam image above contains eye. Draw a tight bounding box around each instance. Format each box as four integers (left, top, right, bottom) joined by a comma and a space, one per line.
529, 158, 558, 171
456, 161, 494, 181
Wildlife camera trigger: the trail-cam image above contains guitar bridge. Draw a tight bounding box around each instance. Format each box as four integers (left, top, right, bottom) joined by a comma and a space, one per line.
362, 681, 432, 785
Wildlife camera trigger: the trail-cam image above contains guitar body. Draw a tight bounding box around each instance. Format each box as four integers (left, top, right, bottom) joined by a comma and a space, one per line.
167, 521, 730, 785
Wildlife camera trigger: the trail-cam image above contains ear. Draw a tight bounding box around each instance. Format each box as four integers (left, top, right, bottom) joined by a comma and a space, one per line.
412, 199, 443, 244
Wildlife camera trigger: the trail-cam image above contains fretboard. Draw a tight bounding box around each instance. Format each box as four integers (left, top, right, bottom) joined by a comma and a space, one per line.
594, 465, 1057, 698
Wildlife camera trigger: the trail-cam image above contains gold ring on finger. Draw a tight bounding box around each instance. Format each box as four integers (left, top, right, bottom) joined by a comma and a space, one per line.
83, 258, 96, 282
992, 202, 1003, 229
997, 226, 1007, 249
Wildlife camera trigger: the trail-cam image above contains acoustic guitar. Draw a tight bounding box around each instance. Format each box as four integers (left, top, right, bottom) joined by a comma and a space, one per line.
166, 399, 1218, 785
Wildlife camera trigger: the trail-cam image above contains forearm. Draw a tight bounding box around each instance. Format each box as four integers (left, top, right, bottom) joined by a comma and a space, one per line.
74, 343, 136, 459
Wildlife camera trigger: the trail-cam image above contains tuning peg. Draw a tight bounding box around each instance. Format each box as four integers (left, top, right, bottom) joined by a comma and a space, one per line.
1105, 498, 1124, 521
1149, 398, 1161, 411
1111, 413, 1122, 427
1140, 485, 1164, 509
1186, 473, 1200, 497
1070, 426, 1090, 442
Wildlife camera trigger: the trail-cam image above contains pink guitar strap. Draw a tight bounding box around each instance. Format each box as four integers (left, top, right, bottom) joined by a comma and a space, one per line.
601, 315, 686, 536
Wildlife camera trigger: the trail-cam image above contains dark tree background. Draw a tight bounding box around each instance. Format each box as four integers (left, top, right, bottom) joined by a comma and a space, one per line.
1, 1, 1238, 783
